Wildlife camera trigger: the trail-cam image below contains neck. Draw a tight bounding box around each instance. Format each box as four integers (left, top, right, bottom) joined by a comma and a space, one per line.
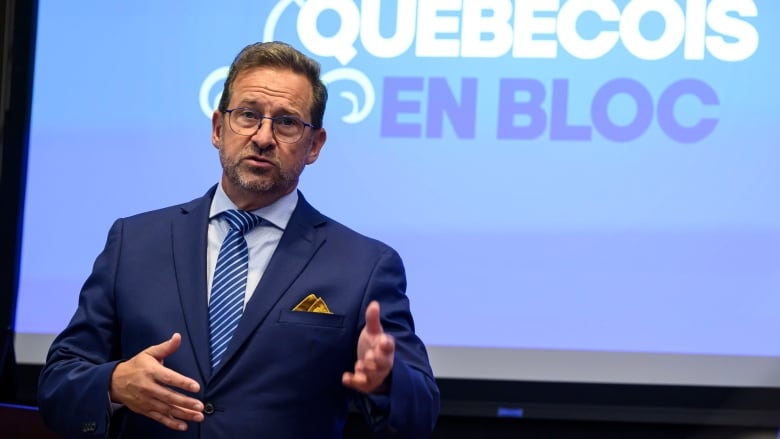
222, 181, 296, 211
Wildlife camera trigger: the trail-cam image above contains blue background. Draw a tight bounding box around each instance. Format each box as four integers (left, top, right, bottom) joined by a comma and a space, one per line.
17, 1, 780, 363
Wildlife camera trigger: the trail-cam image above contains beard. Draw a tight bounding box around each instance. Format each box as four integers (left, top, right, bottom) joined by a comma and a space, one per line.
218, 140, 303, 196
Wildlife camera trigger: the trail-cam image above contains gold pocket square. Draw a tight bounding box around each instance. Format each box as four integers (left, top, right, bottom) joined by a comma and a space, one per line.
293, 293, 333, 314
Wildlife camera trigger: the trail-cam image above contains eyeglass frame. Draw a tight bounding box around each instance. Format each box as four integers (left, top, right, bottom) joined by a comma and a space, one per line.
222, 107, 318, 143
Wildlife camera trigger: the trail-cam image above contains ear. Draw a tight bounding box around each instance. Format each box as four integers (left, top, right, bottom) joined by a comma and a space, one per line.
305, 127, 327, 165
211, 110, 223, 149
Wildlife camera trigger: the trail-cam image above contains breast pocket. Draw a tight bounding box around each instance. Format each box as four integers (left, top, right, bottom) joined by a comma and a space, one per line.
277, 309, 345, 328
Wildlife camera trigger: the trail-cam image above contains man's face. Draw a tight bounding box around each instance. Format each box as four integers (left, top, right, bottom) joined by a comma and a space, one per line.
211, 67, 326, 209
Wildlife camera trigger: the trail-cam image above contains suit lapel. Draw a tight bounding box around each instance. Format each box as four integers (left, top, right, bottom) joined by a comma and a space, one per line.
213, 193, 327, 375
171, 187, 215, 383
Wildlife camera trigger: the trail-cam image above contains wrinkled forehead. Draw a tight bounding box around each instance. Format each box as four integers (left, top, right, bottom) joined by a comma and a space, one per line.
230, 67, 314, 114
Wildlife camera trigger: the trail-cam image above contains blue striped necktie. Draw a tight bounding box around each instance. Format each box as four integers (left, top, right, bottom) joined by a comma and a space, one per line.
209, 209, 263, 370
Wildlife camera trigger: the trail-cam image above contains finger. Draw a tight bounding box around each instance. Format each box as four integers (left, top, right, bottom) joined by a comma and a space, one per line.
119, 365, 201, 410
363, 336, 394, 366
374, 349, 394, 372
364, 301, 383, 336
156, 384, 204, 412
342, 371, 356, 388
345, 372, 383, 393
366, 348, 391, 374
156, 367, 201, 394
363, 350, 377, 371
145, 397, 203, 424
342, 371, 369, 391
146, 333, 182, 362
167, 404, 205, 423
378, 334, 395, 355
148, 409, 188, 431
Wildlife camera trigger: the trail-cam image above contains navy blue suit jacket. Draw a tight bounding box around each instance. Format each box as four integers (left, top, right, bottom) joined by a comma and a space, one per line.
38, 188, 439, 438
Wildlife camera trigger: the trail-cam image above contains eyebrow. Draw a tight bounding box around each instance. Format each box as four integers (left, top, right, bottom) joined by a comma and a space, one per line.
236, 100, 301, 117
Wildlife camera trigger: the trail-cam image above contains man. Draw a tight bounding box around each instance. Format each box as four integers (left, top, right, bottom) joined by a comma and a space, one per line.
38, 41, 440, 438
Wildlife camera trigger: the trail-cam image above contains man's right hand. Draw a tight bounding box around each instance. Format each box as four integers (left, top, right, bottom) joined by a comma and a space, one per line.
109, 333, 204, 431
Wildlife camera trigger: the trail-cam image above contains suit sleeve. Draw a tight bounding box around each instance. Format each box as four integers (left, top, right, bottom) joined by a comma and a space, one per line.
38, 220, 125, 438
354, 247, 440, 438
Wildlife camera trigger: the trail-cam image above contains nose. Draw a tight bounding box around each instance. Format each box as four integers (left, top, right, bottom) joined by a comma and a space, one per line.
250, 116, 276, 147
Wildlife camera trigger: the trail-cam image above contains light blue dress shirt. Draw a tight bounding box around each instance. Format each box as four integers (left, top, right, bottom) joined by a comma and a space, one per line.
206, 183, 297, 307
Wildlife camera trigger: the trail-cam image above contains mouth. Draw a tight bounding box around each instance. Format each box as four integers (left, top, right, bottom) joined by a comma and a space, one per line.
243, 155, 276, 169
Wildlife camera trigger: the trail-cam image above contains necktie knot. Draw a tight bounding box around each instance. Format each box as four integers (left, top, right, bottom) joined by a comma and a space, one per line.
222, 209, 263, 234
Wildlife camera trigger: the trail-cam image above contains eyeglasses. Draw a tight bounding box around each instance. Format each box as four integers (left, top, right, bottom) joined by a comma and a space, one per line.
223, 108, 317, 143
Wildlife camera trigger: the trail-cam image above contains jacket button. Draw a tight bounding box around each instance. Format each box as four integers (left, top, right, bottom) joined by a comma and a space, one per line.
203, 402, 215, 415
81, 421, 96, 432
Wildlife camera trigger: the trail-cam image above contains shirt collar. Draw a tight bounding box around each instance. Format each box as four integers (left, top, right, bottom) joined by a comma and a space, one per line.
209, 182, 298, 230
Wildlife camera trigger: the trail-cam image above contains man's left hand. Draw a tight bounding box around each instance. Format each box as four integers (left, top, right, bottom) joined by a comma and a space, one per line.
342, 301, 395, 394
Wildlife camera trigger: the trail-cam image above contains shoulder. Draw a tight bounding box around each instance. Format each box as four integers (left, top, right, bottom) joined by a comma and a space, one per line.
121, 188, 214, 222
325, 214, 390, 249
297, 193, 400, 259
109, 187, 214, 233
